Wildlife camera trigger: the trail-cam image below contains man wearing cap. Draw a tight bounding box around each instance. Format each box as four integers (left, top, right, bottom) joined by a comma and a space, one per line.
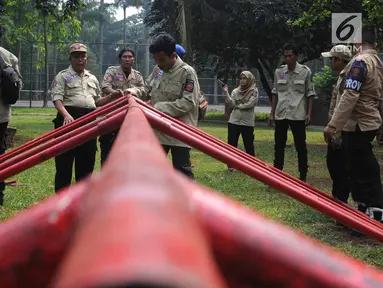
321, 45, 353, 205
324, 26, 383, 223
125, 33, 200, 179
99, 47, 145, 165
51, 43, 121, 192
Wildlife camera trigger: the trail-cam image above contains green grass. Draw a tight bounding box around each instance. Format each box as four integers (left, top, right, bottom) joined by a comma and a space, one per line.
1, 115, 383, 269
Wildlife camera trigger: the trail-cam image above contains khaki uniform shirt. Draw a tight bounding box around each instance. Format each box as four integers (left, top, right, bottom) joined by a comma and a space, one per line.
0, 47, 21, 123
51, 66, 101, 109
102, 66, 144, 92
226, 87, 259, 127
126, 57, 200, 147
329, 50, 383, 132
272, 62, 315, 121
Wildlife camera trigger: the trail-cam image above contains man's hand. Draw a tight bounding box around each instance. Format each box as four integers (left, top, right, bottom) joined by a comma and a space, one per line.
146, 100, 153, 106
110, 89, 123, 100
63, 114, 74, 125
123, 89, 136, 97
268, 113, 275, 127
305, 114, 311, 126
323, 125, 336, 143
222, 84, 229, 93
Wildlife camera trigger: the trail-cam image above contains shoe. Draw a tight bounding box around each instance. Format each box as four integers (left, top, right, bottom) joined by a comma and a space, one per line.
227, 168, 234, 172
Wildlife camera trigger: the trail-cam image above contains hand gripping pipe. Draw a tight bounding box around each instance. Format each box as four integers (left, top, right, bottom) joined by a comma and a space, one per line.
134, 97, 382, 232
0, 96, 129, 164
0, 180, 89, 287
135, 98, 383, 241
0, 106, 128, 182
0, 103, 129, 173
52, 97, 226, 288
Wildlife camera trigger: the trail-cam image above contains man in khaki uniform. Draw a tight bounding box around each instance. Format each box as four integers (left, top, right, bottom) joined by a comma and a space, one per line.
100, 47, 144, 165
0, 26, 22, 205
269, 43, 315, 181
52, 43, 120, 192
125, 33, 200, 179
321, 45, 352, 205
324, 26, 383, 223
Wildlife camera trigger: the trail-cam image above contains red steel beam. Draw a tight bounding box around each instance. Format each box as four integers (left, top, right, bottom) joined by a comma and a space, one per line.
0, 103, 129, 172
52, 98, 226, 288
0, 107, 127, 182
137, 99, 383, 241
135, 97, 380, 230
0, 96, 382, 287
0, 180, 89, 287
0, 96, 129, 164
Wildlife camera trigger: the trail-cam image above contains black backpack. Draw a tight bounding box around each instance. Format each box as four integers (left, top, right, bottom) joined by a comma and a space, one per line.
0, 55, 22, 105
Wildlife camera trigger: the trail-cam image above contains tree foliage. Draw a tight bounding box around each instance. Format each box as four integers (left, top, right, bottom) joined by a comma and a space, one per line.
312, 65, 337, 107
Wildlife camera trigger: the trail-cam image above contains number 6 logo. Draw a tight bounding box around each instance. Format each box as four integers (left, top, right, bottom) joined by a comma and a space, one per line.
332, 13, 362, 44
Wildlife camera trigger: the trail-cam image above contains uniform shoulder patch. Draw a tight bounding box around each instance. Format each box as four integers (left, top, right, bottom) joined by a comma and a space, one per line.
345, 60, 367, 92
184, 79, 195, 92
51, 79, 57, 89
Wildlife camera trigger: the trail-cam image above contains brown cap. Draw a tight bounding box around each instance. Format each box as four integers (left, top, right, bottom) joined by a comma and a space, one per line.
321, 45, 352, 61
69, 43, 87, 54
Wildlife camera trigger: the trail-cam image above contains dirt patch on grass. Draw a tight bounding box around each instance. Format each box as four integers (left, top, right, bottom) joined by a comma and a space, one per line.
308, 177, 332, 188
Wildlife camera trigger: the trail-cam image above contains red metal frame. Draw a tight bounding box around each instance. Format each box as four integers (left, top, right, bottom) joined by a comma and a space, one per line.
0, 96, 382, 287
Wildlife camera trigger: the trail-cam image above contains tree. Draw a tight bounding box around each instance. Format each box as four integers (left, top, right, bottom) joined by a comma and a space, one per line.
0, 0, 84, 106
145, 0, 337, 101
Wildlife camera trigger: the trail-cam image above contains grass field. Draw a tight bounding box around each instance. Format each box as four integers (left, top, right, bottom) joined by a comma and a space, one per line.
1, 108, 383, 269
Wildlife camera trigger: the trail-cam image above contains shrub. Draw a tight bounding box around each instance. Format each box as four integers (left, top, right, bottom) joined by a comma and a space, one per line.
313, 65, 338, 107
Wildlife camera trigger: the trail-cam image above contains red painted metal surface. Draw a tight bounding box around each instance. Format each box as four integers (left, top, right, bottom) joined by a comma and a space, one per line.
138, 99, 383, 241
0, 180, 88, 287
0, 97, 129, 164
0, 104, 129, 172
0, 96, 382, 286
0, 107, 127, 182
135, 97, 382, 232
52, 98, 226, 288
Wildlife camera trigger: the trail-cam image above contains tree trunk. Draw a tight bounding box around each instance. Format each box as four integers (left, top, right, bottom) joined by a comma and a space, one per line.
43, 14, 49, 108
99, 0, 105, 78
123, 4, 127, 44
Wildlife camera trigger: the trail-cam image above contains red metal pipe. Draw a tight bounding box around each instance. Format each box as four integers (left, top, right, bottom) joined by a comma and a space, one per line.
0, 109, 127, 182
185, 179, 383, 287
0, 180, 88, 287
53, 97, 226, 288
138, 101, 383, 241
0, 103, 129, 172
0, 97, 129, 163
135, 97, 367, 222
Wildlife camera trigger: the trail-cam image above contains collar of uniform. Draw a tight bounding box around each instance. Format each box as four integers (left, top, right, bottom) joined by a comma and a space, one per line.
116, 66, 136, 80
282, 62, 303, 74
168, 56, 183, 73
359, 49, 378, 56
68, 66, 90, 76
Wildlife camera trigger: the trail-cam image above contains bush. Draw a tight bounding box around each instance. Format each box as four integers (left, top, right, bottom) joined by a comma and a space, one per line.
204, 111, 269, 122
313, 66, 338, 107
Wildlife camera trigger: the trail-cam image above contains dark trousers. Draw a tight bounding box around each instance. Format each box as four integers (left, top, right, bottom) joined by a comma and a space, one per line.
274, 120, 308, 178
53, 107, 97, 192
343, 126, 383, 208
99, 129, 119, 166
227, 123, 255, 157
326, 138, 351, 203
0, 121, 8, 201
163, 145, 194, 179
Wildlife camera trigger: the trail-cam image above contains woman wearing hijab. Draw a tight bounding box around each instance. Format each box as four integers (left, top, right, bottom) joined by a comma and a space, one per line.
222, 71, 259, 171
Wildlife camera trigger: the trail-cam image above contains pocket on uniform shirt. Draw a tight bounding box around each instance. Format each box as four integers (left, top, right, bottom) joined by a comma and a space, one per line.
66, 82, 81, 95
87, 82, 98, 96
293, 79, 305, 93
277, 79, 288, 91
163, 81, 182, 100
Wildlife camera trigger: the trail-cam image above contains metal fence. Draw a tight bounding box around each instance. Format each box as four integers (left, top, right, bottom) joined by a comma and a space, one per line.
13, 41, 381, 107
